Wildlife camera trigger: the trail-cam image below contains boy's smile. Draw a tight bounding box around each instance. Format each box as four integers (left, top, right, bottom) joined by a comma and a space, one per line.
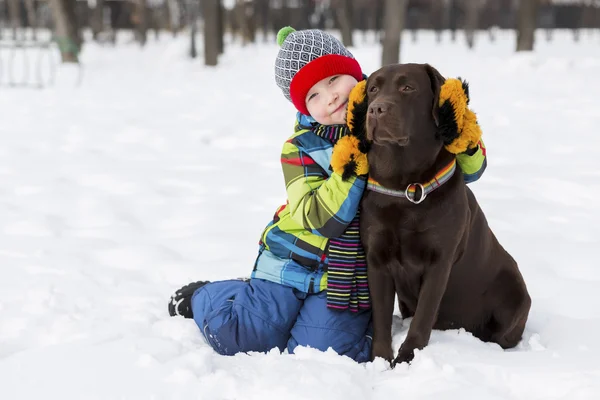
331, 100, 348, 117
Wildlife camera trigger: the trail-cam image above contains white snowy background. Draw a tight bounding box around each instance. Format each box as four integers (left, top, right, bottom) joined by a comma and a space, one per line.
1, 29, 599, 399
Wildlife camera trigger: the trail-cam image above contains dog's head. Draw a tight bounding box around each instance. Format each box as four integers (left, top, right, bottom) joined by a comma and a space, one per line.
366, 63, 445, 155
346, 63, 481, 157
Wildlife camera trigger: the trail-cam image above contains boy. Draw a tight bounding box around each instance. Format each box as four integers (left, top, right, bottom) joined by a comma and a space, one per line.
168, 27, 487, 363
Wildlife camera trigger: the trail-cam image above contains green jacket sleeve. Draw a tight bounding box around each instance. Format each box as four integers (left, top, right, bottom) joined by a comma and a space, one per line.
281, 138, 366, 238
457, 139, 487, 184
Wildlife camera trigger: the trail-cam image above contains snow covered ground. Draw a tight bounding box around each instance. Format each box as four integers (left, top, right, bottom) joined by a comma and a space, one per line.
1, 29, 600, 399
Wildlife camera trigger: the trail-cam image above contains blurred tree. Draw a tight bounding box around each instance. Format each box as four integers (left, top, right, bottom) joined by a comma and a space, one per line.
516, 0, 539, 51
189, 0, 199, 58
133, 0, 148, 46
381, 0, 407, 66
483, 0, 500, 42
569, 4, 583, 42
407, 3, 419, 43
256, 0, 270, 41
236, 0, 256, 45
464, 0, 481, 49
204, 0, 221, 65
91, 0, 106, 41
7, 0, 21, 40
137, 0, 149, 46
432, 0, 451, 43
449, 0, 459, 42
49, 0, 82, 63
217, 0, 225, 54
24, 0, 38, 40
335, 0, 353, 47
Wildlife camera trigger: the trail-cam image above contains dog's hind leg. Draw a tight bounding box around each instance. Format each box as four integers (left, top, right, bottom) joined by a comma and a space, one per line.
488, 267, 531, 349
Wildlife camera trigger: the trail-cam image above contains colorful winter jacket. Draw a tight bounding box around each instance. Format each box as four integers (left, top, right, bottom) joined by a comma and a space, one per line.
250, 112, 487, 294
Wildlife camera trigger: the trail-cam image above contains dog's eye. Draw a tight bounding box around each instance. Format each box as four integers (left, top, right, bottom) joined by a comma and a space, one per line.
401, 85, 414, 92
369, 86, 378, 93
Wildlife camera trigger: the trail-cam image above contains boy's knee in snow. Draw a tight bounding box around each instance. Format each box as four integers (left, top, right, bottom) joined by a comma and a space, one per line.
191, 279, 302, 356
287, 321, 372, 363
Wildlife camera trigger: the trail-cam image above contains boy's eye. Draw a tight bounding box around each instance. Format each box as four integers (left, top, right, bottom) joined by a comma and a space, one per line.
329, 76, 339, 84
308, 93, 317, 101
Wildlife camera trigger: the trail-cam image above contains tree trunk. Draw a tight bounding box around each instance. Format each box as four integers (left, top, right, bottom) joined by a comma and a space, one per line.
236, 0, 256, 45
49, 0, 81, 63
217, 1, 224, 54
516, 0, 539, 52
7, 0, 21, 40
256, 0, 270, 42
91, 0, 106, 41
570, 6, 583, 42
235, 0, 246, 44
297, 0, 310, 30
171, 0, 185, 35
336, 0, 353, 47
433, 0, 450, 43
381, 0, 407, 66
464, 0, 480, 49
449, 0, 458, 42
149, 6, 160, 41
204, 0, 220, 66
133, 0, 148, 46
24, 0, 38, 40
188, 0, 199, 58
367, 0, 381, 42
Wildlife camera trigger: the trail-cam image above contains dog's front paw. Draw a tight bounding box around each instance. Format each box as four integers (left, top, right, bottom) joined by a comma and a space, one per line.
331, 135, 368, 181
393, 344, 415, 366
371, 340, 394, 364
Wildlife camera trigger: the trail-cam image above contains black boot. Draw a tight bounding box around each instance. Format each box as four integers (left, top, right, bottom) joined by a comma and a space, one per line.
168, 281, 209, 318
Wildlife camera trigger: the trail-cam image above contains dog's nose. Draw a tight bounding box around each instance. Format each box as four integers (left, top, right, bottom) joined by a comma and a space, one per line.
368, 102, 387, 118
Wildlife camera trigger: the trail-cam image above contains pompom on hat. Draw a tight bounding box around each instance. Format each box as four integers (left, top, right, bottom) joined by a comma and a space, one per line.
274, 27, 363, 116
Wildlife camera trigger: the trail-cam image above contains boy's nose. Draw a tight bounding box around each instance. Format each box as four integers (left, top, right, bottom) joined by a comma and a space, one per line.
329, 92, 339, 104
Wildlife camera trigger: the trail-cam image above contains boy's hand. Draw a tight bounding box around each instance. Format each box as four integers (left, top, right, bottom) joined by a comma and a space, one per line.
331, 135, 368, 181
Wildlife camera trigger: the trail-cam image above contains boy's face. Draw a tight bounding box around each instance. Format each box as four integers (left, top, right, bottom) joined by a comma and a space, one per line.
305, 74, 359, 125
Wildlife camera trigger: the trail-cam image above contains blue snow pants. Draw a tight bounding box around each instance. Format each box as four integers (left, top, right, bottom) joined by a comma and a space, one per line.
191, 278, 372, 363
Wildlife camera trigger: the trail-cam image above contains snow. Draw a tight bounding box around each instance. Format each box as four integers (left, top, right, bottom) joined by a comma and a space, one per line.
1, 29, 600, 399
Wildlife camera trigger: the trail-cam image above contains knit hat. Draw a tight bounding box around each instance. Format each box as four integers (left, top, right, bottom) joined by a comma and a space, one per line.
274, 27, 363, 116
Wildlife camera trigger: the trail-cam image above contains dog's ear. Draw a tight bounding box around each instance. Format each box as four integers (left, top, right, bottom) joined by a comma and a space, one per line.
425, 64, 445, 126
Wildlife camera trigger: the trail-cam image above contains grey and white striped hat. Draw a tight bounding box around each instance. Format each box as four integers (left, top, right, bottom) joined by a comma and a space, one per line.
274, 27, 362, 115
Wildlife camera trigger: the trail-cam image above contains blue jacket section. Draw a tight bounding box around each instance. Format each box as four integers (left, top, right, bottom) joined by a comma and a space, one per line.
191, 278, 372, 362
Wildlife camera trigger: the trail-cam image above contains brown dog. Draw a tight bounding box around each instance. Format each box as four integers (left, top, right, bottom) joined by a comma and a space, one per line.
353, 64, 531, 366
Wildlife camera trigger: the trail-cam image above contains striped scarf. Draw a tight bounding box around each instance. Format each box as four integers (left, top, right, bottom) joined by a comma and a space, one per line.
313, 123, 370, 312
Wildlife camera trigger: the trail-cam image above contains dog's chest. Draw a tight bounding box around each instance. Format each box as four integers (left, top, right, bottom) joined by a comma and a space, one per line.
363, 205, 443, 273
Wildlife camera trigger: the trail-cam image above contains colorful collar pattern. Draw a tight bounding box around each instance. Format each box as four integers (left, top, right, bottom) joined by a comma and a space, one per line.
366, 159, 457, 204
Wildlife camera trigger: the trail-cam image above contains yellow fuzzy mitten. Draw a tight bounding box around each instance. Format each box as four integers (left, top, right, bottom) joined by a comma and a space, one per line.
438, 78, 482, 154
347, 80, 368, 137
331, 135, 369, 181
328, 80, 370, 182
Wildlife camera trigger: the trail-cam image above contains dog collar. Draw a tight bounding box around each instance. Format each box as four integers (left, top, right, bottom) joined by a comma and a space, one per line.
366, 159, 457, 204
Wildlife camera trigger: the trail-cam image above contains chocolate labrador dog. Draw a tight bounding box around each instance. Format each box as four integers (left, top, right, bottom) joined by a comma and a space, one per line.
356, 64, 531, 366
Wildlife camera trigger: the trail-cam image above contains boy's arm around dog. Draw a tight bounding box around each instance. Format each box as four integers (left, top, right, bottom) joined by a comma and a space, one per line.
281, 123, 366, 239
